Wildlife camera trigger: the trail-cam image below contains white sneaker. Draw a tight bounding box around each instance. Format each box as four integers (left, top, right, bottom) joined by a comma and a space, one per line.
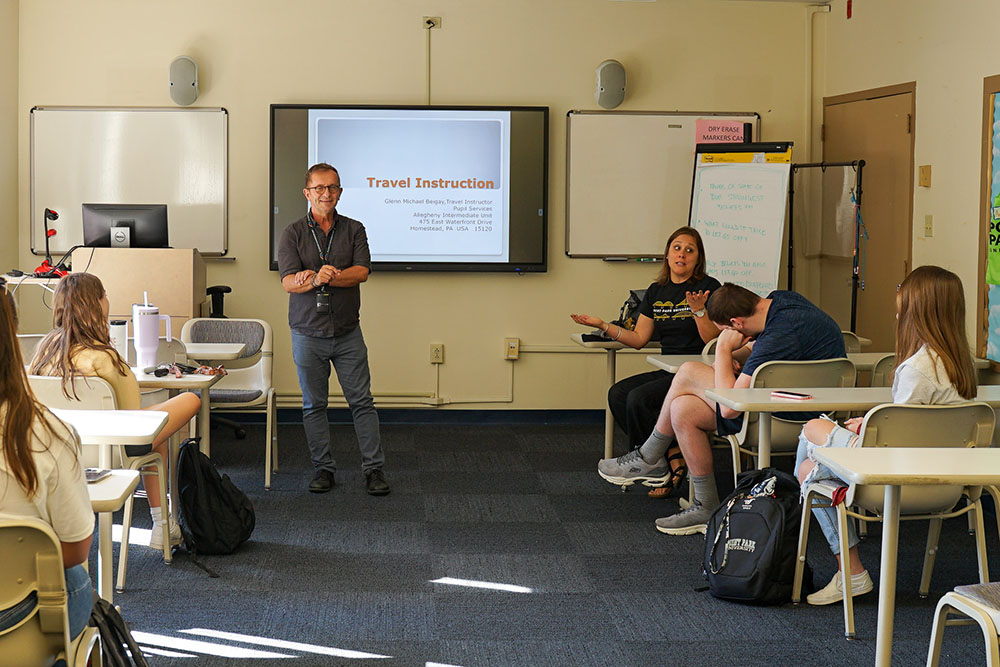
806, 569, 874, 605
149, 518, 183, 550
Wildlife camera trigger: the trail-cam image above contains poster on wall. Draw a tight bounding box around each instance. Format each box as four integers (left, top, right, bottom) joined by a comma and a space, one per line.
987, 92, 1000, 361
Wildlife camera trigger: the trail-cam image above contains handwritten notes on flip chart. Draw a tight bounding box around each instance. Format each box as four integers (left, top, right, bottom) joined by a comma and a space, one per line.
689, 144, 792, 295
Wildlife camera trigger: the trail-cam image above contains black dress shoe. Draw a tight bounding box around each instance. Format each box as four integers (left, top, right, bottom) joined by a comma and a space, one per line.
365, 468, 390, 496
309, 469, 335, 493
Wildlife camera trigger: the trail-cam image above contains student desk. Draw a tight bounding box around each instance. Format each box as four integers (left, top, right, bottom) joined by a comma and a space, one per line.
703, 385, 1000, 468
1, 273, 61, 293
570, 332, 659, 458
811, 447, 1000, 667
51, 408, 168, 603
646, 353, 990, 375
132, 368, 222, 456
182, 342, 245, 361
87, 471, 141, 603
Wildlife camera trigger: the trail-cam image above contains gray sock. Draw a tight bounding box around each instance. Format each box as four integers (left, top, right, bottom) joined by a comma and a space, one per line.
692, 474, 720, 509
638, 430, 672, 464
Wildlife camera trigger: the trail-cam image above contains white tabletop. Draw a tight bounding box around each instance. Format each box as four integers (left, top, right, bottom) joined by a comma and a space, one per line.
88, 469, 141, 512
647, 353, 989, 374
132, 366, 224, 390
812, 447, 1000, 487
183, 342, 245, 361
706, 385, 1000, 413
51, 408, 168, 446
571, 332, 636, 350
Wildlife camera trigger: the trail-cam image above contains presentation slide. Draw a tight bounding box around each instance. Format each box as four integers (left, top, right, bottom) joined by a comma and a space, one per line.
307, 109, 511, 263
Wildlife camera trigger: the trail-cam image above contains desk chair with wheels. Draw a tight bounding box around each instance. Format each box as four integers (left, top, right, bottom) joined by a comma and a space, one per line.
179, 318, 277, 489
726, 358, 857, 484
792, 402, 995, 639
26, 375, 172, 592
0, 518, 101, 667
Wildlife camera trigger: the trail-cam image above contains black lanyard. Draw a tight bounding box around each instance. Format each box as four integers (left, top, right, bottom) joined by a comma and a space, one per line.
307, 212, 335, 265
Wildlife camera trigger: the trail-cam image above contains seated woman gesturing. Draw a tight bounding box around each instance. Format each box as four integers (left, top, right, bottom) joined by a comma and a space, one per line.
571, 226, 720, 498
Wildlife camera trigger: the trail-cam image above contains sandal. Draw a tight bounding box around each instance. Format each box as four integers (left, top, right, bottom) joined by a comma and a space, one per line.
648, 447, 688, 499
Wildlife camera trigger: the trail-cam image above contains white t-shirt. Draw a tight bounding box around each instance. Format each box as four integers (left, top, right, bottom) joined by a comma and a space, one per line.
0, 409, 95, 543
892, 344, 965, 405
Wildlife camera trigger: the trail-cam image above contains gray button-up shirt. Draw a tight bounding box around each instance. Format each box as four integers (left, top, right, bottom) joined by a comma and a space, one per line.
277, 211, 372, 338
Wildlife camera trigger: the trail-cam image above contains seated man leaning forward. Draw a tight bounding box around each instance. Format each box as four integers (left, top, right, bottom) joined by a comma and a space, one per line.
597, 283, 845, 535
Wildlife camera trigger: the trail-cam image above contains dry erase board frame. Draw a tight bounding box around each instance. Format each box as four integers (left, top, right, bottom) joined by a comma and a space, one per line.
30, 107, 228, 256
688, 141, 793, 295
565, 110, 760, 259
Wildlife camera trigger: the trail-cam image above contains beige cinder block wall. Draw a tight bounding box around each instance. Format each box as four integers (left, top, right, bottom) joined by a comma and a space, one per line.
822, 0, 999, 345
15, 0, 810, 409
0, 0, 16, 274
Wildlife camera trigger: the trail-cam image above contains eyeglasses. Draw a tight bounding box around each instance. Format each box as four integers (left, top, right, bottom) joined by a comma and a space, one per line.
305, 185, 342, 194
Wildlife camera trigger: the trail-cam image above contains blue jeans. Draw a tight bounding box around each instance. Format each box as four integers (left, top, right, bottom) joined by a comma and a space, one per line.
0, 564, 93, 639
291, 327, 383, 473
795, 421, 860, 556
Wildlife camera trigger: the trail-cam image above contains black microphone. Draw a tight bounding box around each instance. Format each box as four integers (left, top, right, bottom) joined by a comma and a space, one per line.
42, 208, 59, 264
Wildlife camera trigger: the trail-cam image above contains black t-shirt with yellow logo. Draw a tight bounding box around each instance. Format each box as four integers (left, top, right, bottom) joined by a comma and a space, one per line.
639, 275, 721, 354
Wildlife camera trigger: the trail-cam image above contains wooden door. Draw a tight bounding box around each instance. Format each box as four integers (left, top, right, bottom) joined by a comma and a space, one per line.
822, 86, 914, 351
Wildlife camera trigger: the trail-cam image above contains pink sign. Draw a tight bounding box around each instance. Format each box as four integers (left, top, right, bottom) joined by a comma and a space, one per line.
695, 119, 747, 144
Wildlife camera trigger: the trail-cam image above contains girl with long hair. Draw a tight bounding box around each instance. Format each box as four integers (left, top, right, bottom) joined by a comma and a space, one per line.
29, 273, 200, 550
0, 289, 94, 638
794, 265, 976, 605
571, 226, 721, 498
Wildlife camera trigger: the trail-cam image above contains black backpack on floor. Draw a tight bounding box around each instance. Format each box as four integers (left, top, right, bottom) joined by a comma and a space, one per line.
90, 595, 150, 667
176, 437, 255, 555
703, 467, 808, 605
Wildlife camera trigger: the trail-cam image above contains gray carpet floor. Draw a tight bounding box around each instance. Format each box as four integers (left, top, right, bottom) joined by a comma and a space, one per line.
94, 421, 1000, 666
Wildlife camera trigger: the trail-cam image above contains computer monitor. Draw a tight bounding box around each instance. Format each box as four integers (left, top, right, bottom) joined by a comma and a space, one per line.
82, 204, 169, 248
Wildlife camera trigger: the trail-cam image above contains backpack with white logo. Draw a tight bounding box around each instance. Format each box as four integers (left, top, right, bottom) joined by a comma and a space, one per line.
703, 467, 808, 605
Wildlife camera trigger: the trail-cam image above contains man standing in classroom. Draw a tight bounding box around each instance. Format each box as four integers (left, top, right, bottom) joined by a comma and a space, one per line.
277, 163, 390, 496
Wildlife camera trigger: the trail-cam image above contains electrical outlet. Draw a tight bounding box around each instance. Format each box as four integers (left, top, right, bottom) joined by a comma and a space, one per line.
924, 214, 933, 238
504, 337, 520, 360
423, 16, 441, 28
430, 343, 444, 364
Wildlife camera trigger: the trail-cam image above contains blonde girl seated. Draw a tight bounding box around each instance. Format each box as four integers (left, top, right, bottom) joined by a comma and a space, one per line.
30, 273, 201, 549
794, 265, 976, 606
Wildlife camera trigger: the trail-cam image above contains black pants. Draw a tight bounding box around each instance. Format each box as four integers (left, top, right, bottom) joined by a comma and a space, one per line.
607, 370, 675, 451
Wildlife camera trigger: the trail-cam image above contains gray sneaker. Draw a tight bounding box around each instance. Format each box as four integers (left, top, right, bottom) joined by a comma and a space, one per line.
655, 501, 713, 535
597, 449, 669, 487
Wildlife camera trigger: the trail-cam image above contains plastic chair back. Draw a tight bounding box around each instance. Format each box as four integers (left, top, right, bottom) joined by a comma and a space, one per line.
735, 358, 857, 453
852, 402, 995, 513
841, 330, 862, 353
870, 353, 896, 388
0, 517, 97, 666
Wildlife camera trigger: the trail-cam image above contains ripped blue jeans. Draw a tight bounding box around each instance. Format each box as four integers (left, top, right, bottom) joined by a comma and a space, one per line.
794, 416, 860, 556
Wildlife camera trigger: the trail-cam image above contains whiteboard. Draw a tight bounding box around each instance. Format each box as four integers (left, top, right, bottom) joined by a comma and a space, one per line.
689, 142, 792, 295
565, 111, 759, 258
31, 107, 228, 256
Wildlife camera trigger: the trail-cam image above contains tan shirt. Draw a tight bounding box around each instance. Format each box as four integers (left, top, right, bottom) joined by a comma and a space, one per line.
34, 347, 141, 410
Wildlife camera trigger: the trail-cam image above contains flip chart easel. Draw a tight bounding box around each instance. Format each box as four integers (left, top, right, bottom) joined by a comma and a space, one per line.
688, 142, 793, 295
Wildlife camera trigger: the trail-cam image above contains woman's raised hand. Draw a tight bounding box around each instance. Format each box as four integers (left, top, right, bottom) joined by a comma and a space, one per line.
570, 313, 604, 329
686, 289, 710, 313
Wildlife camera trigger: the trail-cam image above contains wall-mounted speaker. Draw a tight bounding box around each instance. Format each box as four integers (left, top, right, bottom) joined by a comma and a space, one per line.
169, 56, 199, 106
595, 60, 626, 109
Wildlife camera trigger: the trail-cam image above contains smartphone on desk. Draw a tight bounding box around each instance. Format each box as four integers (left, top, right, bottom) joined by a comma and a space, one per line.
85, 468, 111, 483
770, 390, 813, 400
